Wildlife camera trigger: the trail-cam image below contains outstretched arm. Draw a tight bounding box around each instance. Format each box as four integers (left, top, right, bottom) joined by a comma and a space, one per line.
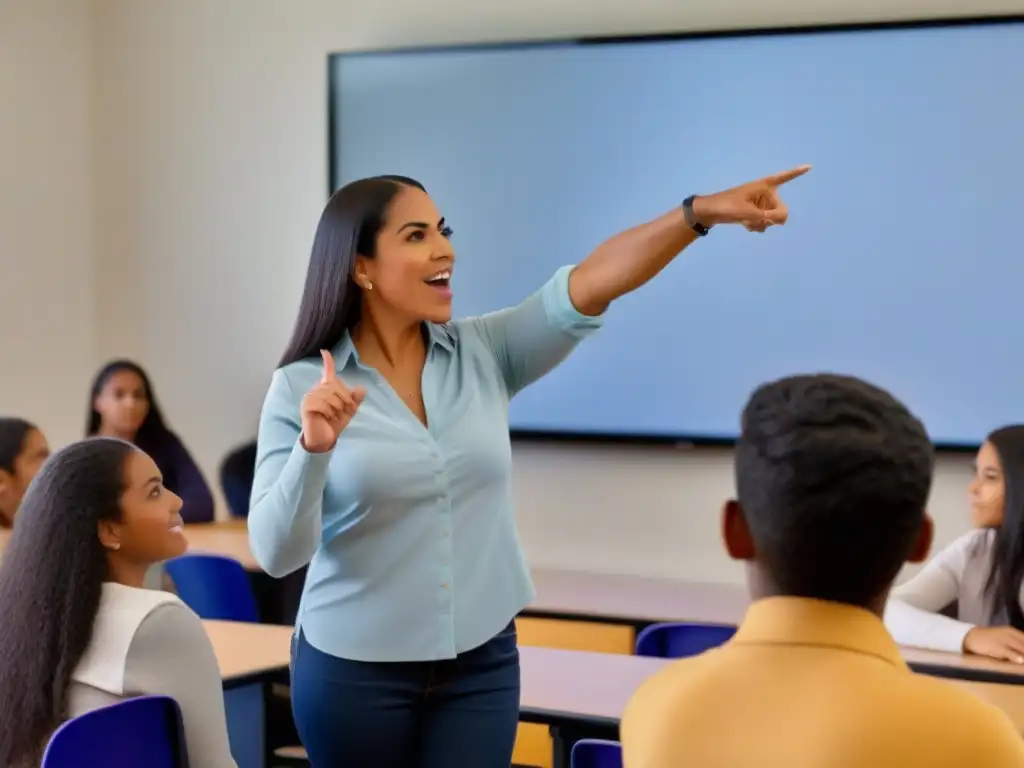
467, 165, 810, 396
569, 165, 811, 315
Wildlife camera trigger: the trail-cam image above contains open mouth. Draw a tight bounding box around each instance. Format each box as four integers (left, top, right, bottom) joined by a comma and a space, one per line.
424, 269, 452, 294
169, 515, 185, 533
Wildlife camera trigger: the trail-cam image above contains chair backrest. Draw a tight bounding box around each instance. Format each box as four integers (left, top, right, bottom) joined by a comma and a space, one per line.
635, 622, 738, 658
219, 440, 257, 518
42, 695, 188, 768
164, 553, 260, 622
571, 739, 622, 768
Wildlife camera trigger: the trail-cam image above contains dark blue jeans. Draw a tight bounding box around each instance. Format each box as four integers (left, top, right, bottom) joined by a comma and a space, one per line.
291, 621, 521, 767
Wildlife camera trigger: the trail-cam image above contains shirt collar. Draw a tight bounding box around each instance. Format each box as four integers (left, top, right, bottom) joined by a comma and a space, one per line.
331, 323, 455, 368
731, 596, 907, 670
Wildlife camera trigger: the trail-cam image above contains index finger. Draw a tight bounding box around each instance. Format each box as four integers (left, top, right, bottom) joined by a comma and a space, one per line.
764, 164, 812, 187
320, 349, 337, 384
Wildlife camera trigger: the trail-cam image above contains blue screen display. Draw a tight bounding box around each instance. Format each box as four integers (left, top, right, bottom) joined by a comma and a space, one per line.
330, 22, 1024, 446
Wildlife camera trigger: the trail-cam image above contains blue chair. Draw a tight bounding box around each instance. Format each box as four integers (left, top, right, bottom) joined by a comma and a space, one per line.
165, 554, 308, 766
42, 695, 187, 768
164, 553, 260, 622
570, 739, 622, 768
635, 622, 737, 658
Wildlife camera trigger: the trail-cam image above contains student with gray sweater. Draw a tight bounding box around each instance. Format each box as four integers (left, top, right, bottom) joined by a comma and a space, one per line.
0, 437, 235, 768
885, 425, 1024, 664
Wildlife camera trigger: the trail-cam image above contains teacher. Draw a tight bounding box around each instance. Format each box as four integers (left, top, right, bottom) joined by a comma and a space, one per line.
249, 166, 809, 767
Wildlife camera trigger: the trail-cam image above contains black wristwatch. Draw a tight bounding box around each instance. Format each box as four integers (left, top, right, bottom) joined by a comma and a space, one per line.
682, 195, 711, 236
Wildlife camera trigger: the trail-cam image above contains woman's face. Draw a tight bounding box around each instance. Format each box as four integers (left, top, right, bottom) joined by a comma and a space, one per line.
354, 185, 456, 324
94, 369, 150, 437
0, 428, 50, 525
970, 440, 1005, 528
100, 449, 187, 565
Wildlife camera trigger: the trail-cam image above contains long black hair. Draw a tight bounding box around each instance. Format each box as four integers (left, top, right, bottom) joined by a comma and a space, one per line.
86, 360, 174, 454
984, 425, 1024, 629
0, 417, 36, 474
278, 175, 425, 367
0, 437, 136, 767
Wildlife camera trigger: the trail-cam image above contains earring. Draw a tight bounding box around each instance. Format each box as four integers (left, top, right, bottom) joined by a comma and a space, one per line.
367, 281, 373, 291
110, 542, 121, 551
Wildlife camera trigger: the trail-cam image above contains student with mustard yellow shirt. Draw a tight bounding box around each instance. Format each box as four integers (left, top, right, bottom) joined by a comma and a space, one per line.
622, 373, 1024, 768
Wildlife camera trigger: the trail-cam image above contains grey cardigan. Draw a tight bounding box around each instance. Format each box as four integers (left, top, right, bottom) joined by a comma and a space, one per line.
67, 582, 236, 767
884, 528, 1011, 652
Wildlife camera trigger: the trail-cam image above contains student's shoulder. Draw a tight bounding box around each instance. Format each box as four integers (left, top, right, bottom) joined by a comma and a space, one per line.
622, 657, 709, 733
939, 526, 996, 559
901, 674, 1024, 760
73, 585, 189, 694
131, 597, 208, 652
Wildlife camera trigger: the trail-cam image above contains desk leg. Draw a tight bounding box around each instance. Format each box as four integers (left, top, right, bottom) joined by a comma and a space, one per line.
225, 682, 266, 768
550, 726, 569, 768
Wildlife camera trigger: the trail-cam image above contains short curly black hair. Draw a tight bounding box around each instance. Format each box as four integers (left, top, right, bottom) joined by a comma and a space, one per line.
735, 373, 934, 606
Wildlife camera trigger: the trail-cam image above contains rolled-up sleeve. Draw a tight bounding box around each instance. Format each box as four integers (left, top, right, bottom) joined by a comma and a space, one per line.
248, 368, 332, 577
461, 265, 603, 397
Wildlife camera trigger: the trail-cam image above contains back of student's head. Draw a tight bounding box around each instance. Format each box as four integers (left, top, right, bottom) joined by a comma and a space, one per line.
0, 437, 137, 766
732, 373, 934, 607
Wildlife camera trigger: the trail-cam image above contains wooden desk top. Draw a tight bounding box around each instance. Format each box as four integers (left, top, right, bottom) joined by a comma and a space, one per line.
903, 645, 1024, 685
520, 646, 666, 725
184, 522, 259, 570
179, 526, 751, 627
528, 568, 748, 625
519, 646, 1024, 734
203, 620, 291, 683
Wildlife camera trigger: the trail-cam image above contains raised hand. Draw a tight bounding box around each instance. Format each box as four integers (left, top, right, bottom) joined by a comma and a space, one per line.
300, 350, 366, 453
692, 165, 812, 233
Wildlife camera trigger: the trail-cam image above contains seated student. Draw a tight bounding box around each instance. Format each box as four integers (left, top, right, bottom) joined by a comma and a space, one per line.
0, 417, 49, 527
622, 374, 1024, 768
88, 360, 215, 523
219, 439, 256, 518
885, 425, 1024, 662
0, 437, 236, 767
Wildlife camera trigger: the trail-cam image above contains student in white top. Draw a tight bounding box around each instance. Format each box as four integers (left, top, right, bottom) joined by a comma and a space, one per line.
885, 425, 1024, 664
0, 437, 235, 768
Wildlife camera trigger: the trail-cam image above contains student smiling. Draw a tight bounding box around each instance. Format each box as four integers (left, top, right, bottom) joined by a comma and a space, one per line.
886, 425, 1024, 663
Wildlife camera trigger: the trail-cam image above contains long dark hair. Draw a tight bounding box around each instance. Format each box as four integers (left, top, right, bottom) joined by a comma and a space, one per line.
0, 417, 36, 474
278, 175, 425, 367
984, 425, 1024, 629
0, 437, 136, 767
86, 360, 174, 455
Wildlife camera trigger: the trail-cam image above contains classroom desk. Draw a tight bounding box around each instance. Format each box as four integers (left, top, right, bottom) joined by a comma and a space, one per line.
903, 645, 1024, 686
204, 619, 291, 685
179, 525, 1024, 685
203, 620, 291, 768
528, 569, 748, 626
519, 645, 1024, 768
185, 521, 259, 570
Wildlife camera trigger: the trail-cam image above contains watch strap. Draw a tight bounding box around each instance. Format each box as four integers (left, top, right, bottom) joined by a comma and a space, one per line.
682, 195, 710, 236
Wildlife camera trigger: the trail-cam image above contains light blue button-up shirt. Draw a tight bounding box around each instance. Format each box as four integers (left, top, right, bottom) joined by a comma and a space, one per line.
248, 266, 602, 662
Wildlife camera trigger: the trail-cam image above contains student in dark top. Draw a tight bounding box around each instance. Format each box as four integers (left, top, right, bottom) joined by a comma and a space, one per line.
0, 418, 50, 527
87, 360, 215, 524
219, 440, 256, 518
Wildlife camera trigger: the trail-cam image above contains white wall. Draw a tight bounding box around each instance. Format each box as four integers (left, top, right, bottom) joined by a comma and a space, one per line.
0, 0, 97, 449
68, 0, 1024, 581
